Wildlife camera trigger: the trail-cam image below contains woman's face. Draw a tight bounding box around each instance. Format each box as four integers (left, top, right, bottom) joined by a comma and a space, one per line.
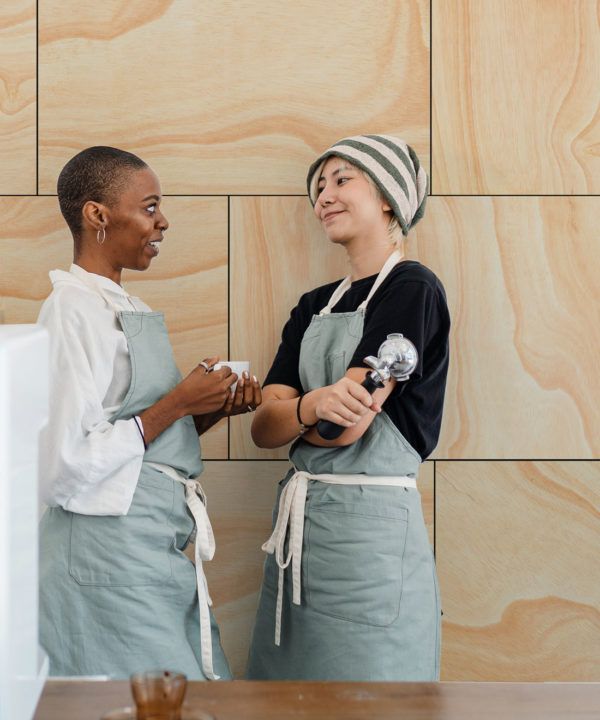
314, 156, 390, 245
103, 167, 169, 272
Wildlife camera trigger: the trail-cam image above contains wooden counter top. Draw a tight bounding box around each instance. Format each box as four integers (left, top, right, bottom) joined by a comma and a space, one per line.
34, 679, 600, 719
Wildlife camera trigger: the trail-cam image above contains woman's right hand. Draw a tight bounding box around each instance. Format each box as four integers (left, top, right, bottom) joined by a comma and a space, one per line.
175, 362, 237, 417
309, 377, 379, 428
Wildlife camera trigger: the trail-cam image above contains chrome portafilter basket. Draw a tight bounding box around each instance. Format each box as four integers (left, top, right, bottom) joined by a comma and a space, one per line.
363, 333, 419, 384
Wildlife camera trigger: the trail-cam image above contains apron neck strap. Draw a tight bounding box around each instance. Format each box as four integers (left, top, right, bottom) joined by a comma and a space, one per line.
319, 276, 352, 316
319, 249, 403, 316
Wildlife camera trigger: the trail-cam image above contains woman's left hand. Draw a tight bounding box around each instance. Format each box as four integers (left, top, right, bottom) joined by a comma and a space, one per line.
222, 371, 263, 416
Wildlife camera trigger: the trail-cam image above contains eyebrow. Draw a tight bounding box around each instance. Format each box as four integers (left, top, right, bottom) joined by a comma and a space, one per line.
142, 194, 161, 202
318, 165, 354, 183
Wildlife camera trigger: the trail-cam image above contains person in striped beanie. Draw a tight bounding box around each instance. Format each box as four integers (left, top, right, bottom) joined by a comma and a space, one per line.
247, 134, 450, 682
307, 134, 428, 240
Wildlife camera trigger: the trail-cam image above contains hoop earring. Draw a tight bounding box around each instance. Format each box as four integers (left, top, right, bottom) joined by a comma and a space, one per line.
96, 227, 106, 245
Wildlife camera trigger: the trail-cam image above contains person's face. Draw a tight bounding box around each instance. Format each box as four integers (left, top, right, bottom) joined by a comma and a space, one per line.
314, 156, 391, 245
103, 167, 169, 271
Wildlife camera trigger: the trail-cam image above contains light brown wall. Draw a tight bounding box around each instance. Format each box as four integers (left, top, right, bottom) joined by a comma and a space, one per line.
1, 0, 598, 680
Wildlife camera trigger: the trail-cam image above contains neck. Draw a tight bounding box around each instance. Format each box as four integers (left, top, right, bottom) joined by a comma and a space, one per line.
74, 245, 122, 285
345, 239, 402, 281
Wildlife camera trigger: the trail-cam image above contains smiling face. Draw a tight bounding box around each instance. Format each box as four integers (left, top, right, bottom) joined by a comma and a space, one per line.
98, 167, 168, 273
314, 156, 392, 246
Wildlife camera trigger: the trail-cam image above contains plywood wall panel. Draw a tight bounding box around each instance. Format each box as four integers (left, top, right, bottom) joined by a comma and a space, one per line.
421, 462, 434, 550
436, 461, 600, 680
201, 460, 287, 678
38, 0, 430, 194
0, 197, 70, 321
0, 195, 228, 457
0, 2, 36, 194
432, 0, 600, 194
410, 196, 600, 458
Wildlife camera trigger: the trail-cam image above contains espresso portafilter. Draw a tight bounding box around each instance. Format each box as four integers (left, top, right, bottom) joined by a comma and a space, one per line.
316, 333, 419, 441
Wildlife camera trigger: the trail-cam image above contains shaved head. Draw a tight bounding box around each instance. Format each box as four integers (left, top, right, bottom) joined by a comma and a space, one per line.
57, 146, 148, 241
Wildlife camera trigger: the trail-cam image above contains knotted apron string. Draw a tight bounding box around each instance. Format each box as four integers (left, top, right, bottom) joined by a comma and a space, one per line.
144, 461, 219, 680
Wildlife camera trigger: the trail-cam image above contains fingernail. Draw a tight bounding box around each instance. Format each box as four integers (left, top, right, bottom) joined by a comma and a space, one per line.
243, 371, 249, 379
252, 375, 258, 383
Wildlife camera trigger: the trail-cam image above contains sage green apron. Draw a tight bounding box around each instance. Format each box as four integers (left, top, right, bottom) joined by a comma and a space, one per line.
247, 251, 441, 681
39, 291, 231, 680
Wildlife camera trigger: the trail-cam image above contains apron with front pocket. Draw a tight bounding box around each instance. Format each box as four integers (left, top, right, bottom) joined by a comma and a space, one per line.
247, 251, 441, 681
39, 291, 231, 680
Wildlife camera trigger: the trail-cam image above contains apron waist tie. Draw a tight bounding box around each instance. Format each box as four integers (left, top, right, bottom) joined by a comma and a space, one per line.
144, 461, 219, 681
261, 468, 417, 646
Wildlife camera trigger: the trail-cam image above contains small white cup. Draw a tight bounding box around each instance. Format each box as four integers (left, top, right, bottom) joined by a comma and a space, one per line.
213, 361, 250, 391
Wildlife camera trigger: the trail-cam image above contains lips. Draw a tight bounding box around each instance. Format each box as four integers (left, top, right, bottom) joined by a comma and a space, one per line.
322, 210, 344, 222
147, 239, 162, 255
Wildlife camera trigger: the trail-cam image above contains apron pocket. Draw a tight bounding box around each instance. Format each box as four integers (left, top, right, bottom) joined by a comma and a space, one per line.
68, 481, 174, 587
304, 501, 408, 627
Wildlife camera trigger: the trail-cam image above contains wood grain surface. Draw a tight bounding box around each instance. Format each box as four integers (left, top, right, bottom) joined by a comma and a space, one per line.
37, 0, 429, 194
410, 196, 600, 458
0, 1, 36, 194
201, 460, 286, 678
436, 461, 600, 681
432, 0, 600, 194
34, 680, 600, 720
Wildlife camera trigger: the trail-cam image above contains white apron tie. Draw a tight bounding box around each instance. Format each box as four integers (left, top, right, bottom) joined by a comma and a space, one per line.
261, 468, 417, 646
144, 461, 219, 680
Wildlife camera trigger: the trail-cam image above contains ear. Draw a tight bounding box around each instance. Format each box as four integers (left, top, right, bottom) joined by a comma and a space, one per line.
82, 200, 108, 231
381, 199, 392, 213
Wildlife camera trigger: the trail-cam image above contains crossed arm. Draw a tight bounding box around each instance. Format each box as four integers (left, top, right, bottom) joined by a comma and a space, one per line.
251, 367, 396, 449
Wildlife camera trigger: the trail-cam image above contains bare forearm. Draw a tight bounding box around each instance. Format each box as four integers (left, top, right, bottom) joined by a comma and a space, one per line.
138, 389, 184, 445
303, 377, 391, 447
251, 386, 364, 449
251, 373, 383, 450
298, 388, 365, 447
136, 364, 239, 446
251, 396, 304, 448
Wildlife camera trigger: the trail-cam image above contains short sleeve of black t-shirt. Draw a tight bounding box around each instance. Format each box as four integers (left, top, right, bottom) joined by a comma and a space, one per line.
264, 261, 451, 460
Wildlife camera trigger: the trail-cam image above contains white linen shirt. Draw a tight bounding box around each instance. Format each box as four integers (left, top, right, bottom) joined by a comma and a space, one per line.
38, 263, 151, 516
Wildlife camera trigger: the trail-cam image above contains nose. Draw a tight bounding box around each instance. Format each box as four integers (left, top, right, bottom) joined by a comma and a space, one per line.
157, 208, 169, 231
318, 183, 335, 208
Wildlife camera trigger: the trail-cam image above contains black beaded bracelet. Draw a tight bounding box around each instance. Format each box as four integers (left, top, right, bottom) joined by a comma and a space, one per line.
296, 394, 316, 435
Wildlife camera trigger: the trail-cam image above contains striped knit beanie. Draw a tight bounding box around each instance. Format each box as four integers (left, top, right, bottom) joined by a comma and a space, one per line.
306, 135, 428, 236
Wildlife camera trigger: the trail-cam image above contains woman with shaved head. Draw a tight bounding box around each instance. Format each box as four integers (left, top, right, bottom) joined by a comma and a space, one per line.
38, 146, 261, 680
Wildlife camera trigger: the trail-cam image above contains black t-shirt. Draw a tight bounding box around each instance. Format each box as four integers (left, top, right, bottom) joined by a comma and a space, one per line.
264, 261, 451, 460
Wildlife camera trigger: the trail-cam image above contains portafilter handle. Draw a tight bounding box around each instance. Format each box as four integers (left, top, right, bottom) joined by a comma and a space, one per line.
316, 333, 418, 440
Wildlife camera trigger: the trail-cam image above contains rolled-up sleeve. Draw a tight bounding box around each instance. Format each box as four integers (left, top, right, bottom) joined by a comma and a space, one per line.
38, 293, 145, 516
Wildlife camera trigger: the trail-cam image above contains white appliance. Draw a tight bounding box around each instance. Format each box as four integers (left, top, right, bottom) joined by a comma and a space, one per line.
0, 325, 49, 720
